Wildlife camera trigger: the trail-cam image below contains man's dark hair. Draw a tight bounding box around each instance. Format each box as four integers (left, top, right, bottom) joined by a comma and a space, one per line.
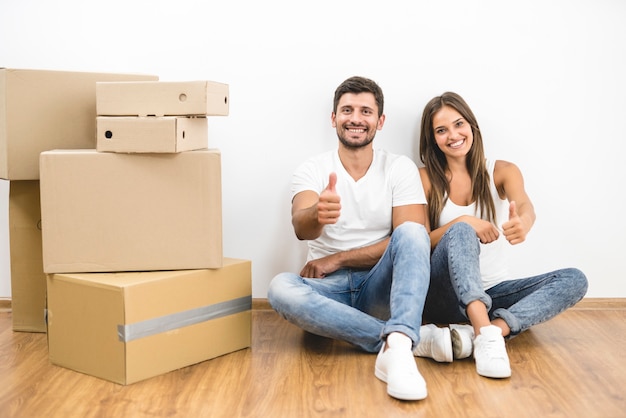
333, 76, 384, 117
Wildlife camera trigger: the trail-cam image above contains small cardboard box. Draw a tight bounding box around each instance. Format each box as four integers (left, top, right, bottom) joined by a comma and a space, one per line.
0, 68, 158, 180
40, 149, 223, 273
47, 258, 252, 385
96, 80, 229, 117
8, 180, 46, 332
96, 116, 208, 153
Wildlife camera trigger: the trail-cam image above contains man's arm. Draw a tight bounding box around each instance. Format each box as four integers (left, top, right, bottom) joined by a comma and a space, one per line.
299, 203, 425, 278
336, 202, 427, 267
299, 239, 389, 278
392, 203, 426, 230
292, 173, 341, 241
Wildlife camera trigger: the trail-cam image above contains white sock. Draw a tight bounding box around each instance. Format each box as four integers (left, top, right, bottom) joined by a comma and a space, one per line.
386, 332, 412, 350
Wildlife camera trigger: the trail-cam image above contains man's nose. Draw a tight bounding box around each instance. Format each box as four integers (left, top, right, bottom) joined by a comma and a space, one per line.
348, 113, 364, 124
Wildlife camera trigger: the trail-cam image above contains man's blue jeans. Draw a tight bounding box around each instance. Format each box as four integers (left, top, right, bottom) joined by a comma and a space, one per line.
268, 222, 431, 353
424, 222, 588, 336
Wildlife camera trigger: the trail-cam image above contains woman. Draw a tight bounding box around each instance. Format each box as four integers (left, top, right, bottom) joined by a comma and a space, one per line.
417, 92, 588, 379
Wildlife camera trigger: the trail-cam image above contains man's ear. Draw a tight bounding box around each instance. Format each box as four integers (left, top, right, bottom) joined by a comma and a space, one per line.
377, 114, 386, 130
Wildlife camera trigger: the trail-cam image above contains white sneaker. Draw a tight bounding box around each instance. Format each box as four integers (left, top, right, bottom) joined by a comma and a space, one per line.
413, 324, 453, 362
473, 325, 511, 378
375, 333, 428, 400
450, 324, 474, 359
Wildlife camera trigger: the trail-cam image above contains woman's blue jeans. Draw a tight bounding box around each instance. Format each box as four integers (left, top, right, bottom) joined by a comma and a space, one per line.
423, 222, 588, 336
268, 222, 431, 353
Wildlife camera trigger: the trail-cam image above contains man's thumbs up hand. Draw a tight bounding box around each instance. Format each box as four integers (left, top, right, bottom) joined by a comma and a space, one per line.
318, 172, 341, 225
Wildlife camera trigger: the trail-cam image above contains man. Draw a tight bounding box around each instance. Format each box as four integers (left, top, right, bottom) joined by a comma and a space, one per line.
268, 76, 449, 401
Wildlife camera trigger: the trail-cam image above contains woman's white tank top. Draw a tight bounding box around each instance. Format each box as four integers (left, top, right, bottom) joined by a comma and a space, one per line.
438, 159, 510, 289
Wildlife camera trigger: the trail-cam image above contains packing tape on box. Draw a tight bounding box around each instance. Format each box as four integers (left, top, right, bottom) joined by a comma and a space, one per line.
117, 295, 252, 342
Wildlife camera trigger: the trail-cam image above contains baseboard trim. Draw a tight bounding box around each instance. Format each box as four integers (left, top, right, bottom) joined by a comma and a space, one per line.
0, 299, 11, 313
1, 297, 624, 315
572, 298, 626, 310
252, 298, 273, 311
252, 297, 626, 311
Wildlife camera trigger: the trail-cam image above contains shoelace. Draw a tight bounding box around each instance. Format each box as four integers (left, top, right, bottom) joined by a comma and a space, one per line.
477, 337, 507, 359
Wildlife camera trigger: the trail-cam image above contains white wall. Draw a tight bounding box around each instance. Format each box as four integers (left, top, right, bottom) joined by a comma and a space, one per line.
1, 0, 624, 298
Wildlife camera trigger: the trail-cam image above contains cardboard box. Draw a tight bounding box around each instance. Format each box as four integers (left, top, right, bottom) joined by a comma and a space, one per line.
8, 180, 46, 332
47, 258, 252, 385
96, 80, 229, 117
96, 116, 208, 153
0, 68, 159, 180
40, 149, 223, 273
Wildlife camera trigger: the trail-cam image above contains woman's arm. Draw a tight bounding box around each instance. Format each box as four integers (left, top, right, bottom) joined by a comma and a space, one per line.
494, 160, 536, 245
419, 167, 500, 249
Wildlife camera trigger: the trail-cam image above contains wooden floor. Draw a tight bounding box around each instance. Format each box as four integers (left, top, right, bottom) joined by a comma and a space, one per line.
1, 300, 625, 418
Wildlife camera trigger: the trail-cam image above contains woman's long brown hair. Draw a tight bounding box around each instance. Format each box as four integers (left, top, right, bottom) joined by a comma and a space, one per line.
419, 92, 496, 229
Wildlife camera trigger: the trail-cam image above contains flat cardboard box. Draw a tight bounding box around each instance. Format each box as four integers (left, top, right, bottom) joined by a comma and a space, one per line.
96, 116, 208, 153
96, 80, 229, 117
40, 149, 223, 273
47, 258, 252, 385
0, 68, 158, 180
8, 180, 46, 332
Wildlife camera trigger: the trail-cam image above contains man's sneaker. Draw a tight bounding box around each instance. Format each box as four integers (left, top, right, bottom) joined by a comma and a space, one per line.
473, 325, 511, 378
375, 332, 428, 400
413, 324, 453, 362
450, 324, 474, 359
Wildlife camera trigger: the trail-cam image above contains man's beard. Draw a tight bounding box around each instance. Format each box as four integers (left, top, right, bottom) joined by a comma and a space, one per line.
337, 126, 376, 150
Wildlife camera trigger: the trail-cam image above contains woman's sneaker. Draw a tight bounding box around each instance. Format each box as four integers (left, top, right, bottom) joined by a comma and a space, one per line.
473, 325, 511, 378
412, 324, 453, 363
450, 324, 474, 359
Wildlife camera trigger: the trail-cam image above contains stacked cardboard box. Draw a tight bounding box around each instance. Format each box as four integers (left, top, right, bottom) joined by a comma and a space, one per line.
1, 68, 159, 332
46, 259, 251, 385
40, 80, 252, 384
95, 80, 228, 153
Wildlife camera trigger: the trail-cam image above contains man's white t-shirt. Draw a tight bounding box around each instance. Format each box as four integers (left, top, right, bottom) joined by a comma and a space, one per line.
292, 148, 426, 262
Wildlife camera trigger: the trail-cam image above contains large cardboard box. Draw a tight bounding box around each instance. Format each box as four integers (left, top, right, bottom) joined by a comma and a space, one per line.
96, 80, 229, 117
47, 258, 252, 385
0, 68, 159, 180
96, 116, 208, 153
8, 180, 46, 332
40, 149, 223, 273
